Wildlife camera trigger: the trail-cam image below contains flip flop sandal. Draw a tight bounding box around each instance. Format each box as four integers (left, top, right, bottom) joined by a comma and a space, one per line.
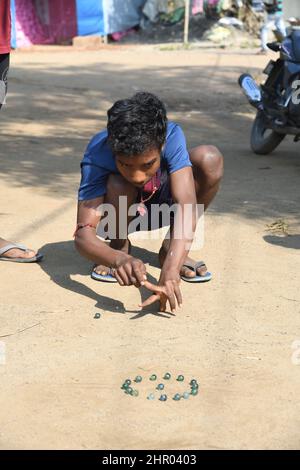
0, 243, 43, 263
91, 267, 118, 283
91, 239, 132, 283
180, 261, 212, 283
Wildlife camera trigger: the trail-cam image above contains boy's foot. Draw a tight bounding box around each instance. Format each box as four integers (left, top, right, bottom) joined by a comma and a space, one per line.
0, 237, 40, 261
158, 243, 208, 279
92, 239, 131, 277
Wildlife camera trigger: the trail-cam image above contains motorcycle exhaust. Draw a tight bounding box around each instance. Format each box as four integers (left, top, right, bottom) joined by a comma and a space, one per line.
239, 74, 263, 110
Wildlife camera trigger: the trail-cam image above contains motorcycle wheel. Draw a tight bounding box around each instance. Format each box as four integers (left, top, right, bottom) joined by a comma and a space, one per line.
251, 112, 285, 155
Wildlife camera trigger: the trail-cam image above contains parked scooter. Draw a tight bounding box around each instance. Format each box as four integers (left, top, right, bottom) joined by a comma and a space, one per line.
239, 19, 300, 154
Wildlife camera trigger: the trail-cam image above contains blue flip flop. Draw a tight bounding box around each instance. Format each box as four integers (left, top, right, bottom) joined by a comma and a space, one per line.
180, 261, 212, 283
91, 267, 118, 283
91, 239, 132, 283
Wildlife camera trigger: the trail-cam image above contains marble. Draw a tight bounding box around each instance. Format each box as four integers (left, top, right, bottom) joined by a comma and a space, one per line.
159, 394, 167, 401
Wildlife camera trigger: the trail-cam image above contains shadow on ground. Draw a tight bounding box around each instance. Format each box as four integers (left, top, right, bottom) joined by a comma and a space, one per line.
39, 240, 174, 319
263, 234, 300, 250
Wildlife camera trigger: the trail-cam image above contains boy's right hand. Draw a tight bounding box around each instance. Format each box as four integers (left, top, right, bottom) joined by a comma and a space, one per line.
113, 254, 147, 287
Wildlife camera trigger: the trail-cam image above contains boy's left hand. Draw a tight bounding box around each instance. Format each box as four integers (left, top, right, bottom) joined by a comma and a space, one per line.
139, 269, 182, 313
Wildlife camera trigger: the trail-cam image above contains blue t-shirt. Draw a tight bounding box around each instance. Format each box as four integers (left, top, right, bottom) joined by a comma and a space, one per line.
78, 121, 192, 201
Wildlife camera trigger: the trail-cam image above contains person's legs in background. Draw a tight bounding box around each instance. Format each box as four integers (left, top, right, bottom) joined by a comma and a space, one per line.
261, 14, 276, 52
0, 53, 42, 262
274, 12, 287, 41
0, 53, 9, 110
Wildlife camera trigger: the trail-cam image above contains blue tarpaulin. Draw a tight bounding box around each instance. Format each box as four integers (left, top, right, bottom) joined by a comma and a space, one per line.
10, 0, 17, 48
76, 0, 104, 36
10, 0, 147, 47
104, 0, 145, 35
76, 0, 145, 36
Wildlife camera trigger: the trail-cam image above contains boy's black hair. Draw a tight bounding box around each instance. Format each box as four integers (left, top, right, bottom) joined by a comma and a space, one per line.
107, 92, 168, 156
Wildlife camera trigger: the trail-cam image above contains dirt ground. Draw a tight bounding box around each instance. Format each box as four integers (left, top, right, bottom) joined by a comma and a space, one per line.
0, 44, 299, 450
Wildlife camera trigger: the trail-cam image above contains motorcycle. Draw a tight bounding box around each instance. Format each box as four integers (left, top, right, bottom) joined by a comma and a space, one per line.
238, 19, 300, 154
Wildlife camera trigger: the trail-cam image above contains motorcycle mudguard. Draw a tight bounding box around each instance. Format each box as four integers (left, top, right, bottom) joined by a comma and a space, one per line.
263, 60, 276, 76
264, 59, 284, 89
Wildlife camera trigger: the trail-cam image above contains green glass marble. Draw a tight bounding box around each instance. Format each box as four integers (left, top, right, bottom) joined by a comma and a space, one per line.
125, 387, 133, 395
176, 375, 184, 382
173, 394, 181, 401
134, 375, 142, 383
159, 394, 167, 401
163, 373, 171, 380
183, 392, 190, 400
147, 393, 155, 400
190, 388, 198, 396
125, 379, 131, 386
149, 374, 157, 381
156, 383, 164, 390
94, 313, 101, 319
191, 383, 199, 390
190, 379, 198, 387
132, 390, 139, 397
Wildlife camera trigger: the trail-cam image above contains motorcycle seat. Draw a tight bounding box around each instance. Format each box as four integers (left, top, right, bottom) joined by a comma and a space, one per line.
291, 31, 300, 62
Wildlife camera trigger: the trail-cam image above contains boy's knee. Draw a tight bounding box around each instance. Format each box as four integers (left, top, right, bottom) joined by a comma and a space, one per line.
194, 145, 224, 184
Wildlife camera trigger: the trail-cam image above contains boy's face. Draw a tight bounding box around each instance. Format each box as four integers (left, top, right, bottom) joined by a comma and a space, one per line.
116, 148, 161, 188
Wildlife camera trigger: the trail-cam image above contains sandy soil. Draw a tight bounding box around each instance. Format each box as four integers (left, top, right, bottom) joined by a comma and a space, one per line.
0, 45, 299, 450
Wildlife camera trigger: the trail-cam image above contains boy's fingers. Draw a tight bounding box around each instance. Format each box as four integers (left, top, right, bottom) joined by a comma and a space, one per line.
167, 291, 176, 312
141, 280, 164, 294
115, 271, 124, 286
174, 285, 183, 307
139, 294, 160, 308
132, 265, 147, 285
124, 264, 138, 286
160, 296, 167, 312
117, 266, 131, 286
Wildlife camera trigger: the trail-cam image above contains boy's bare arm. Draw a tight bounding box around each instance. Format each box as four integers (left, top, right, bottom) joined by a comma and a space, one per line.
75, 197, 121, 266
162, 166, 198, 274
140, 167, 197, 312
74, 197, 147, 286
